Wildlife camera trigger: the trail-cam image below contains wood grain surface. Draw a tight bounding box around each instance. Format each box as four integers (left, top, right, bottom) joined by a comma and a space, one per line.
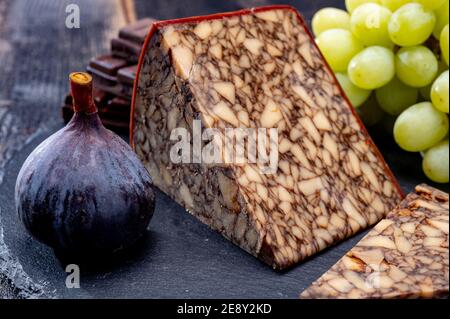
0, 0, 447, 299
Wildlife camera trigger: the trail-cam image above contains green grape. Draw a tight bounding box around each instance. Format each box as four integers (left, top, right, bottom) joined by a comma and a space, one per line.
388, 3, 436, 47
431, 70, 449, 113
433, 0, 449, 38
395, 46, 439, 87
357, 94, 385, 126
419, 61, 448, 99
348, 46, 395, 89
414, 0, 446, 10
351, 3, 394, 47
422, 140, 449, 183
441, 24, 449, 65
381, 0, 412, 11
316, 29, 363, 72
336, 73, 372, 107
394, 102, 449, 151
312, 8, 351, 36
376, 77, 419, 115
346, 0, 381, 13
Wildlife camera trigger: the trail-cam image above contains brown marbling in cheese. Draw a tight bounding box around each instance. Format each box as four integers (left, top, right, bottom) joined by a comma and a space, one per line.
301, 184, 449, 298
131, 6, 403, 269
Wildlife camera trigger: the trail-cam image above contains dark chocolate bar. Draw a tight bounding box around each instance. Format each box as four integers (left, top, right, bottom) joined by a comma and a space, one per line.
119, 18, 155, 44
100, 110, 130, 123
61, 18, 156, 130
89, 55, 128, 76
62, 104, 129, 132
99, 97, 131, 119
64, 94, 72, 105
111, 38, 142, 63
102, 118, 130, 132
61, 104, 73, 123
107, 97, 131, 112
86, 67, 132, 99
117, 65, 137, 86
121, 85, 133, 99
92, 88, 111, 108
87, 65, 118, 85
90, 80, 126, 100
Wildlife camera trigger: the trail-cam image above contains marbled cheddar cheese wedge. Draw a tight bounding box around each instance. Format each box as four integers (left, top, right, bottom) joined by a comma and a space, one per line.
301, 185, 449, 298
131, 6, 403, 269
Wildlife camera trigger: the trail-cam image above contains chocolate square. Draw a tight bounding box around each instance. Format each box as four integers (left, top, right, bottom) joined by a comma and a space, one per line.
119, 18, 155, 44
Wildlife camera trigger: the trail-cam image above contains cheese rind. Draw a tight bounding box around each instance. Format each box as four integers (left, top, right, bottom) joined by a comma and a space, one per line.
132, 6, 403, 269
300, 184, 449, 299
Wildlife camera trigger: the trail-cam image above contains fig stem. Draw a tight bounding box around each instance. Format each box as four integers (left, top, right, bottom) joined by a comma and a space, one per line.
70, 72, 98, 114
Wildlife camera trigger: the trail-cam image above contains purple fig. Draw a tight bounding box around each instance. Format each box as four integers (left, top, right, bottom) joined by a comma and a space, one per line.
15, 72, 155, 254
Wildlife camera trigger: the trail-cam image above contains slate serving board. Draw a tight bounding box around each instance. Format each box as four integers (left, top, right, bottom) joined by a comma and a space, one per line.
0, 0, 448, 299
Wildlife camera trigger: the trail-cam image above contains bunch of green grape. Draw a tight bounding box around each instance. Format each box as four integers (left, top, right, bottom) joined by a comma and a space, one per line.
313, 0, 449, 183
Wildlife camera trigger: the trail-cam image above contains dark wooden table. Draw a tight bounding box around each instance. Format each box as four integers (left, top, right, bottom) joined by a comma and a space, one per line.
0, 0, 447, 299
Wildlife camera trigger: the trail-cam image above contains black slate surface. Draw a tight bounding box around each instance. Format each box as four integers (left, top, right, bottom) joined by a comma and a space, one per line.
0, 0, 448, 299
